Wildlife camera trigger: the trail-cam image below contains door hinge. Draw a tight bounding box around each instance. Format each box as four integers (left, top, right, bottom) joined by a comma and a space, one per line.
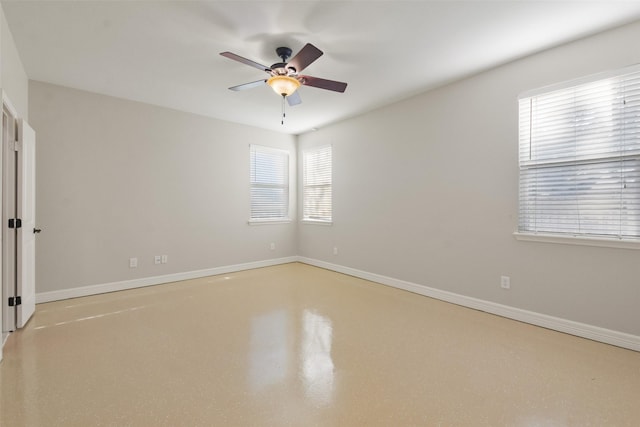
8, 218, 22, 229
12, 140, 20, 152
8, 296, 22, 306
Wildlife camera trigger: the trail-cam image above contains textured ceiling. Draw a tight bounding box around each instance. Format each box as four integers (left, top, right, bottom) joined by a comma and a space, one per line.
4, 1, 640, 134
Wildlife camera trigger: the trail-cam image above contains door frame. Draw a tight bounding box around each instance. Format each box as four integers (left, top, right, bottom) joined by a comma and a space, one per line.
1, 91, 20, 361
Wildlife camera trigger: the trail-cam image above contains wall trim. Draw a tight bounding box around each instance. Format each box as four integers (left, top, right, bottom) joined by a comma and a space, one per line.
35, 256, 298, 304
297, 257, 640, 352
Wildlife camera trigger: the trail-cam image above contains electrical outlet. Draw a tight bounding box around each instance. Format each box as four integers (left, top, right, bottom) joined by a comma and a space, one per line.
270, 242, 275, 250
333, 247, 338, 255
501, 276, 511, 289
161, 255, 168, 264
154, 255, 161, 265
129, 257, 138, 268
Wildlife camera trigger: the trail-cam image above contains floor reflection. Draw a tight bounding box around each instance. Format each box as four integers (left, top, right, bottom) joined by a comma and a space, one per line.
248, 310, 289, 391
247, 308, 335, 405
301, 310, 334, 406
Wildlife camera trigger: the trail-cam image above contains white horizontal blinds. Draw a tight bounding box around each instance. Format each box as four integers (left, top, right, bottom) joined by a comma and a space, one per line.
303, 145, 332, 222
250, 145, 289, 220
519, 66, 640, 238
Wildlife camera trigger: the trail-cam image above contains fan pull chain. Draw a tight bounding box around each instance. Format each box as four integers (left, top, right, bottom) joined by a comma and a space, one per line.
281, 94, 286, 125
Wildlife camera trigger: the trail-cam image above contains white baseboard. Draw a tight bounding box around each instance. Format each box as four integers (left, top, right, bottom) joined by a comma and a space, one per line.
297, 257, 640, 352
36, 256, 298, 304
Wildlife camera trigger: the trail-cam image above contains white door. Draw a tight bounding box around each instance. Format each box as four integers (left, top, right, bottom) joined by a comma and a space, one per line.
16, 119, 35, 328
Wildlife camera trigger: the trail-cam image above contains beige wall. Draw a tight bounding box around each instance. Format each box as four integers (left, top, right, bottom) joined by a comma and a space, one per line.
29, 81, 297, 294
1, 6, 28, 119
298, 20, 640, 336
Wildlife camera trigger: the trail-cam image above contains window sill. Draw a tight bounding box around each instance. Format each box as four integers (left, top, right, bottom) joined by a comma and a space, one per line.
248, 219, 292, 225
301, 219, 333, 226
513, 232, 640, 250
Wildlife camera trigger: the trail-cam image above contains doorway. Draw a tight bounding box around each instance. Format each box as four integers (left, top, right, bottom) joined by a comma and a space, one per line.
1, 94, 36, 349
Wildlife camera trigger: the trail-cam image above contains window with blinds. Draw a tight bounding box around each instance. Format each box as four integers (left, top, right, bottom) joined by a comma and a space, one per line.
518, 65, 640, 240
249, 145, 289, 222
303, 145, 332, 223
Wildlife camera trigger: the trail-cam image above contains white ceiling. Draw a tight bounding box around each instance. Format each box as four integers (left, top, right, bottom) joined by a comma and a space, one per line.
4, 1, 640, 135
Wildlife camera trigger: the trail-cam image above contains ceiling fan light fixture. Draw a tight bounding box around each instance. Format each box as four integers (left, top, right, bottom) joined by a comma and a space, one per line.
267, 75, 300, 97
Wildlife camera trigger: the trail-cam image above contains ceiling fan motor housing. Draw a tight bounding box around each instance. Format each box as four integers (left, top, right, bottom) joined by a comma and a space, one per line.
270, 63, 290, 76
275, 47, 299, 74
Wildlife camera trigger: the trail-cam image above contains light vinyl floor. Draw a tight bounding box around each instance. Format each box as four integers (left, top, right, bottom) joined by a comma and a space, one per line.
1, 263, 639, 426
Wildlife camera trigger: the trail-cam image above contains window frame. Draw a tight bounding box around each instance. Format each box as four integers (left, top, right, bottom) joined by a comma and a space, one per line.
248, 144, 292, 224
302, 145, 333, 225
516, 64, 640, 249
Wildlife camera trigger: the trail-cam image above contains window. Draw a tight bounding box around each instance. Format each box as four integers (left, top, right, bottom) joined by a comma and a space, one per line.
518, 65, 640, 241
303, 145, 332, 223
249, 145, 289, 222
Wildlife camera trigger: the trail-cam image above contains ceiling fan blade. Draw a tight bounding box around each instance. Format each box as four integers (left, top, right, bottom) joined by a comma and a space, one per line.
286, 43, 323, 73
220, 52, 271, 72
229, 79, 267, 91
299, 75, 347, 93
287, 91, 302, 106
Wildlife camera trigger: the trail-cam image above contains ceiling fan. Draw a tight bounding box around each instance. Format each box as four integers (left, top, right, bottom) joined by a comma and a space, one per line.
220, 43, 348, 108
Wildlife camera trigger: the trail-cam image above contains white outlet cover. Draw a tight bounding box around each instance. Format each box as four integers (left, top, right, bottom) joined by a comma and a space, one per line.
501, 276, 511, 289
